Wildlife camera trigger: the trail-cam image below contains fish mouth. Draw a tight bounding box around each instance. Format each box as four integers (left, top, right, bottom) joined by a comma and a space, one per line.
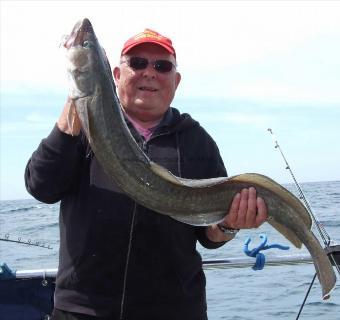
64, 18, 94, 49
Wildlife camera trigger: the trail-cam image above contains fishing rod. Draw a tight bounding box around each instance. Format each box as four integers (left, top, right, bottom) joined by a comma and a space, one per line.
268, 129, 331, 244
267, 128, 339, 320
267, 128, 339, 272
0, 233, 53, 250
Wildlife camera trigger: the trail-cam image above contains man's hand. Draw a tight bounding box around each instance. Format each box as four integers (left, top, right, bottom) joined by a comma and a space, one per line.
206, 187, 268, 242
57, 97, 82, 136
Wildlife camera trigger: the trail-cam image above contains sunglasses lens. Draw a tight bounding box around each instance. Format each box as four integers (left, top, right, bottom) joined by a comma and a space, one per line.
154, 60, 173, 73
129, 57, 148, 70
127, 57, 174, 73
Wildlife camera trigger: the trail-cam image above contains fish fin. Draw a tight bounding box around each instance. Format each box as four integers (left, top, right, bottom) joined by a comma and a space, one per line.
178, 176, 230, 187
75, 100, 92, 144
150, 162, 229, 187
150, 162, 184, 186
66, 100, 77, 137
169, 211, 225, 226
267, 219, 303, 248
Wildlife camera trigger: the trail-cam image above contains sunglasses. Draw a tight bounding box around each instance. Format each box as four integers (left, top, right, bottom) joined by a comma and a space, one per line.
122, 56, 175, 73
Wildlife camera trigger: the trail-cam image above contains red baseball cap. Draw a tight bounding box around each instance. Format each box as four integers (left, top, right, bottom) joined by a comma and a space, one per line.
121, 28, 176, 57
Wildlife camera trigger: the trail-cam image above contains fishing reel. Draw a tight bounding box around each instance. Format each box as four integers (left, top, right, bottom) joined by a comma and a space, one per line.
325, 245, 340, 267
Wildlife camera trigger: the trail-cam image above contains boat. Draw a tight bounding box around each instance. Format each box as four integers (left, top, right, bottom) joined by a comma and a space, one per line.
1, 246, 339, 320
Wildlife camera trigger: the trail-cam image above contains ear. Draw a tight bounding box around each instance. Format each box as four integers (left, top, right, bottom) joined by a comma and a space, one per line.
175, 72, 181, 90
113, 67, 121, 83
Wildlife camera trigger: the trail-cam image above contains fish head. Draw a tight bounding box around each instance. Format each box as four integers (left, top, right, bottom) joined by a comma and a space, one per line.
64, 18, 95, 49
64, 18, 110, 99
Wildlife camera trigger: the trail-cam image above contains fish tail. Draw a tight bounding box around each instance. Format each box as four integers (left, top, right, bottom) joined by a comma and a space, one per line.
304, 232, 336, 299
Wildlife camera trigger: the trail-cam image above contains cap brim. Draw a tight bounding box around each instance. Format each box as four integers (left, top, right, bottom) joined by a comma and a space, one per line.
121, 39, 175, 56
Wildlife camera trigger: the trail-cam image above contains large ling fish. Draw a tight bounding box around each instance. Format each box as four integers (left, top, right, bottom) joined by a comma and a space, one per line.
63, 18, 336, 299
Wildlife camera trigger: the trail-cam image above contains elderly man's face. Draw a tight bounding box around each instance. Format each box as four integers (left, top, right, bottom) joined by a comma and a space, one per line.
113, 43, 181, 122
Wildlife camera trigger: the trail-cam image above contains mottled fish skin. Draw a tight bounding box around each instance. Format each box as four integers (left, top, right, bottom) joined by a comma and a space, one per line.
64, 18, 336, 299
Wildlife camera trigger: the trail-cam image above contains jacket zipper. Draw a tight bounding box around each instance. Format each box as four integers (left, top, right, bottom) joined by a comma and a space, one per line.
119, 202, 138, 320
141, 131, 171, 154
119, 130, 172, 319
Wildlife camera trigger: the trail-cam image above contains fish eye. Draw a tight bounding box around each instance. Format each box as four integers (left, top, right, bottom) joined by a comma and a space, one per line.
83, 40, 93, 48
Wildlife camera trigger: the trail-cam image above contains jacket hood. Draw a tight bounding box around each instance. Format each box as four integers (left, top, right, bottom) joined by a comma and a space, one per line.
121, 107, 200, 140
162, 107, 200, 133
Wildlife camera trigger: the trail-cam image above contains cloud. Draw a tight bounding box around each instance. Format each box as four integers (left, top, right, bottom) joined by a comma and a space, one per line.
185, 109, 273, 129
1, 121, 54, 136
25, 113, 47, 123
2, 1, 340, 89
220, 112, 271, 127
2, 111, 57, 136
1, 1, 340, 200
229, 79, 340, 105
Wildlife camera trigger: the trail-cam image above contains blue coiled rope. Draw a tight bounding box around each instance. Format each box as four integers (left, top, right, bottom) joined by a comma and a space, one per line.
243, 234, 290, 270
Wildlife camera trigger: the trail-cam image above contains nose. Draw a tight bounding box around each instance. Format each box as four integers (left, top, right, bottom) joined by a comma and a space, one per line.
141, 63, 157, 79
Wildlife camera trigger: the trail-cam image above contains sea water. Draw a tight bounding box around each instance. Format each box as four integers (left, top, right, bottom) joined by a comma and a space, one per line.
1, 181, 339, 319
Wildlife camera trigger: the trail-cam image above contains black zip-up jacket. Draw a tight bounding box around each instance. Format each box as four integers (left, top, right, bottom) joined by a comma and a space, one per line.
25, 107, 227, 320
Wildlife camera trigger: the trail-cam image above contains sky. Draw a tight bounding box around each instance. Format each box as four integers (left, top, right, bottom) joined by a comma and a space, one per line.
1, 0, 340, 200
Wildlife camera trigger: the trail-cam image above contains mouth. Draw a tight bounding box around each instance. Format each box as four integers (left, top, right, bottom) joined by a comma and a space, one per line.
64, 18, 94, 49
139, 86, 158, 92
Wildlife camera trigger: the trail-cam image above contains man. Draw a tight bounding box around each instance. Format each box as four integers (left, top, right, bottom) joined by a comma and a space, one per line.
25, 28, 267, 320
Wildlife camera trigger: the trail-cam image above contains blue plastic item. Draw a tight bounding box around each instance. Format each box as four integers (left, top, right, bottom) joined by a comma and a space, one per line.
243, 234, 290, 270
0, 263, 16, 280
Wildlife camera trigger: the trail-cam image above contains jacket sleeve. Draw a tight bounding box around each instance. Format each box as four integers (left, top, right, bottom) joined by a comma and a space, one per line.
25, 124, 86, 204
